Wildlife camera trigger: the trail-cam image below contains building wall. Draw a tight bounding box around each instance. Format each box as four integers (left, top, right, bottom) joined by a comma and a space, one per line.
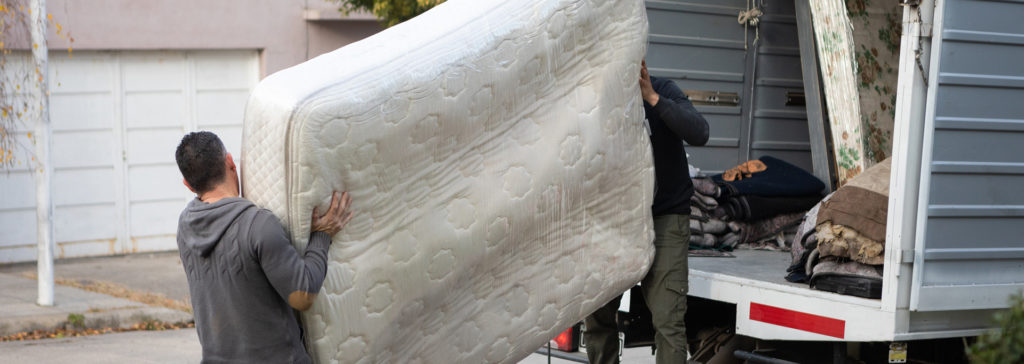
0, 1, 385, 262
42, 0, 384, 75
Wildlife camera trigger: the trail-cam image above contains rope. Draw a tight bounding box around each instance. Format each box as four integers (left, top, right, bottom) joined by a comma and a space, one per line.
737, 8, 763, 26
737, 0, 763, 49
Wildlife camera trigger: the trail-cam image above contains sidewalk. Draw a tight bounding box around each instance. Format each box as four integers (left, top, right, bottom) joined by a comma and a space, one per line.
0, 252, 193, 337
0, 251, 653, 363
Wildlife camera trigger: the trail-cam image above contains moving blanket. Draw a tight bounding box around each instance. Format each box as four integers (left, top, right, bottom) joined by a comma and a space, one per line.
817, 157, 891, 242
712, 156, 826, 198
240, 0, 654, 362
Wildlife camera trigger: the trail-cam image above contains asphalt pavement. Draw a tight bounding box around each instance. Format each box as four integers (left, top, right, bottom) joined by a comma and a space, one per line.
0, 328, 202, 363
0, 251, 655, 363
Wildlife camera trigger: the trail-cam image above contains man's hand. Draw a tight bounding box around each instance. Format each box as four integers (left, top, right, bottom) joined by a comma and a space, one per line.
640, 60, 660, 106
311, 191, 354, 236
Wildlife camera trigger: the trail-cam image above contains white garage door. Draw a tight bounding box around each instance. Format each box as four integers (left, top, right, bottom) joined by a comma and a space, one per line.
0, 50, 258, 263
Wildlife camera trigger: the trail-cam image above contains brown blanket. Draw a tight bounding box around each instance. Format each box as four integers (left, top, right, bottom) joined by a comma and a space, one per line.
816, 158, 891, 242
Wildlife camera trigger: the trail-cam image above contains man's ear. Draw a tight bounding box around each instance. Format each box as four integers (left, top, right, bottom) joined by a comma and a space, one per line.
225, 152, 236, 171
183, 178, 196, 193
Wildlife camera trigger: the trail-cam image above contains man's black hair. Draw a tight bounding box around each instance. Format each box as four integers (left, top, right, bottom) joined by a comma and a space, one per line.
175, 131, 227, 195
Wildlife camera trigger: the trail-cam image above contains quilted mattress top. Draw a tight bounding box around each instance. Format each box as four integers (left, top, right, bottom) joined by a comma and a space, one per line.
241, 0, 654, 362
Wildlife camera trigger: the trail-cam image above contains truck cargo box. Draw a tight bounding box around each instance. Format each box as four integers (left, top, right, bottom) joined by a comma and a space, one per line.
646, 0, 1024, 341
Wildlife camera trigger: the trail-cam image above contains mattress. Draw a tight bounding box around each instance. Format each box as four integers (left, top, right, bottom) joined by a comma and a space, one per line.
240, 0, 654, 362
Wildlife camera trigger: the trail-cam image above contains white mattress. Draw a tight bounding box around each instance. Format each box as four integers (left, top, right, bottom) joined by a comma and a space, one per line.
241, 0, 653, 362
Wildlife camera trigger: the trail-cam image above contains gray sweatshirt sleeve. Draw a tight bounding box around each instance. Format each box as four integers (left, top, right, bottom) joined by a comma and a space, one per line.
651, 80, 710, 146
252, 211, 332, 311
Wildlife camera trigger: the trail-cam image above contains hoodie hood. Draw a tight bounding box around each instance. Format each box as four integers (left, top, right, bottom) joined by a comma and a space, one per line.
177, 197, 256, 257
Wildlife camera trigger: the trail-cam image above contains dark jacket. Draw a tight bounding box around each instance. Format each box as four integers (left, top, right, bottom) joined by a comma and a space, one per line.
177, 197, 331, 364
646, 76, 710, 216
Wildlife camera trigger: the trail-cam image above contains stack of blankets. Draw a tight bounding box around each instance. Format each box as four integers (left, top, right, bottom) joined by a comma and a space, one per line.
787, 158, 892, 298
689, 156, 826, 251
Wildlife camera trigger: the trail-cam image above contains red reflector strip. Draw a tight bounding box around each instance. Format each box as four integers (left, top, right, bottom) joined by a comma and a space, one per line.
749, 302, 845, 339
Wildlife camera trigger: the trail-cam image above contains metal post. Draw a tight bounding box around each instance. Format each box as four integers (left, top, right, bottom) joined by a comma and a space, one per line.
30, 0, 55, 307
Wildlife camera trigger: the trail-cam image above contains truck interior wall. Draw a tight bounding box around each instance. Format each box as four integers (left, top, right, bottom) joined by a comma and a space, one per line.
645, 0, 815, 175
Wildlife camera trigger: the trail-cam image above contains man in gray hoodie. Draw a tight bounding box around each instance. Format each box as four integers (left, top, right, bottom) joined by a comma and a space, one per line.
175, 131, 353, 364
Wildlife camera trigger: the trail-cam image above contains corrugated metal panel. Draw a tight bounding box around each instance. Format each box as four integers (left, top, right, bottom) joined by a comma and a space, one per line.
747, 1, 813, 170
645, 0, 813, 174
912, 0, 1024, 311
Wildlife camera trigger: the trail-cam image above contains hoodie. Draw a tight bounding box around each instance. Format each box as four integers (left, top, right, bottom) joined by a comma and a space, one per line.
177, 197, 332, 364
645, 76, 710, 217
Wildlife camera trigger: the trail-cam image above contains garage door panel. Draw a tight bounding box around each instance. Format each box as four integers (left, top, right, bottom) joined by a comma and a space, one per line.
0, 210, 36, 247
52, 130, 117, 168
59, 240, 117, 259
194, 51, 257, 90
129, 165, 187, 202
54, 204, 118, 243
125, 92, 187, 129
48, 52, 115, 93
1, 49, 258, 263
0, 246, 36, 263
50, 93, 117, 131
0, 171, 35, 210
130, 200, 184, 237
122, 53, 187, 92
196, 90, 248, 126
53, 168, 117, 207
126, 128, 186, 165
199, 125, 243, 159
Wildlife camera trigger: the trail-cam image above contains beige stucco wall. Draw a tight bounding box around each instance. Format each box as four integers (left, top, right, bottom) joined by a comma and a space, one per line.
41, 0, 384, 76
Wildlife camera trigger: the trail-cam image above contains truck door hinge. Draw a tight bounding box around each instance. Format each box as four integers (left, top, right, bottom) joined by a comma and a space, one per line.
901, 249, 915, 263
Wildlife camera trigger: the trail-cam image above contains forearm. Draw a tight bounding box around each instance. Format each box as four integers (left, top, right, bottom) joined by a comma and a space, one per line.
300, 232, 332, 288
259, 221, 334, 311
653, 98, 709, 146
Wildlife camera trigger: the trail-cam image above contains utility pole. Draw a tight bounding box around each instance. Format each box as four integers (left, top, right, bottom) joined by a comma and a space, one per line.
30, 0, 54, 307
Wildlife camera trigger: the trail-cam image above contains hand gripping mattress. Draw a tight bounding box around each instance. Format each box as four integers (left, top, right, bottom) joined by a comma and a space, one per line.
241, 0, 654, 362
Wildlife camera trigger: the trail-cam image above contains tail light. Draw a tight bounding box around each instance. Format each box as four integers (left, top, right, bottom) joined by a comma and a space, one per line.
549, 323, 582, 352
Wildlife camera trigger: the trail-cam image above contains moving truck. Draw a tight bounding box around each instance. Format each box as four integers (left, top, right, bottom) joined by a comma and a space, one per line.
544, 0, 1023, 362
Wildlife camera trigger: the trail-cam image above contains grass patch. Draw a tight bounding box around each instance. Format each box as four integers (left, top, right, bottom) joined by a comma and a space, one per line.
0, 320, 195, 342
20, 273, 192, 314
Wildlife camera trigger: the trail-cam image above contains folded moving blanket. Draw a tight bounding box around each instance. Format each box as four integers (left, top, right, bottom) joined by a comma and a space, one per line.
720, 194, 822, 221
737, 212, 805, 246
689, 233, 718, 249
692, 177, 721, 198
817, 158, 891, 242
809, 258, 884, 299
691, 193, 719, 210
713, 156, 825, 198
786, 198, 828, 283
690, 218, 731, 235
815, 221, 885, 265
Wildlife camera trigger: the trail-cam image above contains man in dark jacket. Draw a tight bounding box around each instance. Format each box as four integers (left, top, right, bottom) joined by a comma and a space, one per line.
175, 131, 353, 364
584, 60, 709, 364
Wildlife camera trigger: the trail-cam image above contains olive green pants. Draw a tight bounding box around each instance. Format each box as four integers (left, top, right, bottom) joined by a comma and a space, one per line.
584, 214, 690, 364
